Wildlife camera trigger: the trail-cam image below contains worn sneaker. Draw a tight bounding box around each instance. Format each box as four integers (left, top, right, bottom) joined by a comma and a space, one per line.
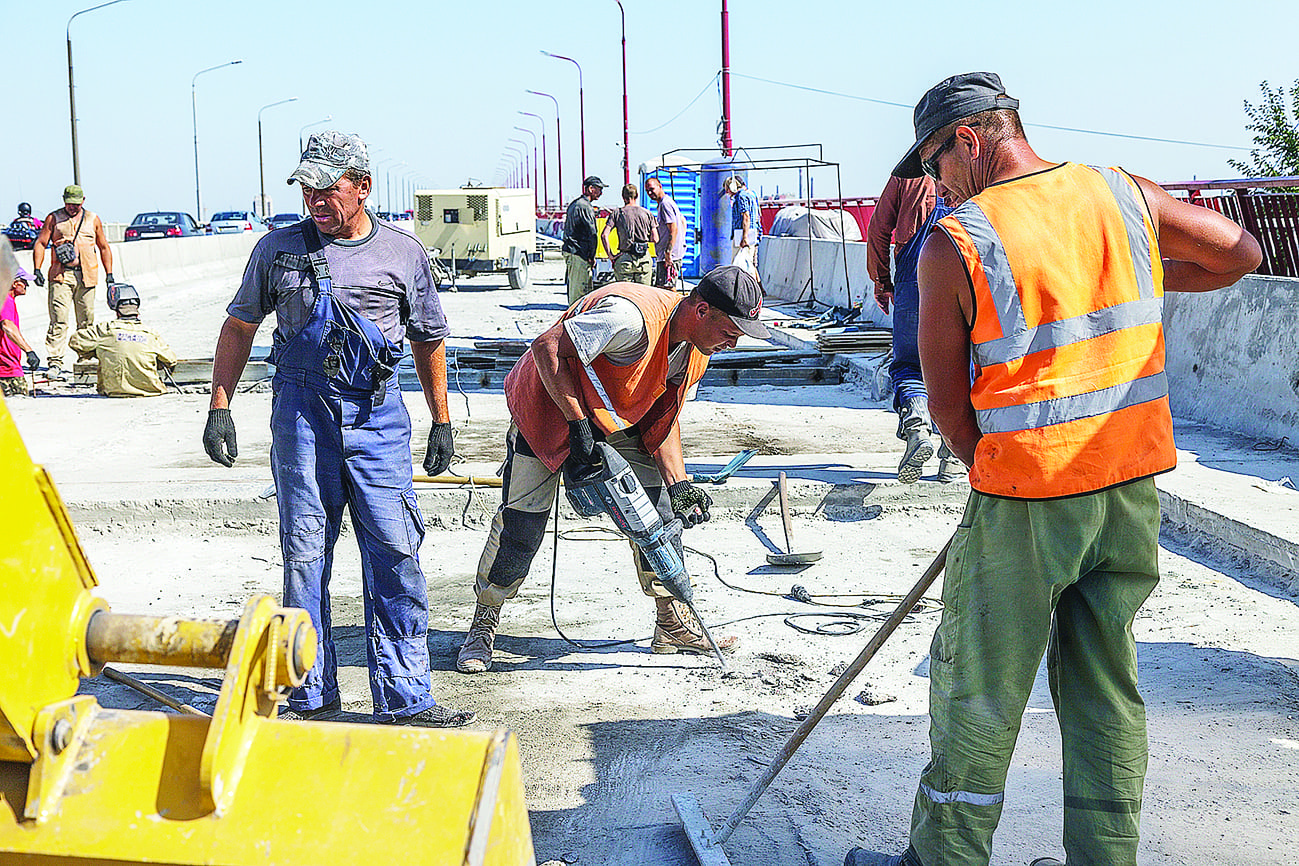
897, 430, 935, 484
384, 704, 476, 728
457, 603, 501, 673
276, 698, 341, 721
1029, 859, 1064, 866
844, 849, 909, 866
46, 363, 66, 382
651, 597, 739, 655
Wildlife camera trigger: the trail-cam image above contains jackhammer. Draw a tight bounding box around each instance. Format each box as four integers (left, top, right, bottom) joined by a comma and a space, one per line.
563, 442, 728, 668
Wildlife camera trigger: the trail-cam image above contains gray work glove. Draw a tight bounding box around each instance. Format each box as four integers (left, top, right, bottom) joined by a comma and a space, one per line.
32, 270, 44, 288
105, 272, 115, 285
566, 418, 600, 468
24, 351, 39, 371
203, 408, 238, 467
423, 421, 454, 476
668, 480, 712, 527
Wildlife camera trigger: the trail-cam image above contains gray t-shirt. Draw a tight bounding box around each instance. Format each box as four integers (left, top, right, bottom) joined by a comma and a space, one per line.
227, 213, 449, 346
654, 195, 686, 261
611, 204, 655, 255
564, 295, 690, 382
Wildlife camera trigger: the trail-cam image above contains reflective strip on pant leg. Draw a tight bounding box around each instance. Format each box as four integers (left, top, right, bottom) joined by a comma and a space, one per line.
919, 783, 1004, 807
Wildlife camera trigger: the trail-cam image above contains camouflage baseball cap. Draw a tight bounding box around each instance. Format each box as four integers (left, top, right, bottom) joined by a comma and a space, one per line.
287, 131, 370, 189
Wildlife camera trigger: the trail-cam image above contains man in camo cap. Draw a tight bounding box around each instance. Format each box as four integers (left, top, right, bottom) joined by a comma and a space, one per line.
204, 130, 471, 728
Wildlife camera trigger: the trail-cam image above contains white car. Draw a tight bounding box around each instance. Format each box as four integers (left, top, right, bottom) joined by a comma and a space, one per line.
209, 211, 263, 234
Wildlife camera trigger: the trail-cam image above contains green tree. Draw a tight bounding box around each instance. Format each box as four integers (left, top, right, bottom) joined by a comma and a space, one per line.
1229, 80, 1299, 177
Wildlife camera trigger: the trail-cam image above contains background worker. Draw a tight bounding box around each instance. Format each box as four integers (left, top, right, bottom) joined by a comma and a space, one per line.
562, 176, 606, 303
203, 131, 472, 729
69, 283, 177, 397
866, 174, 960, 483
32, 185, 114, 381
845, 72, 1262, 866
645, 177, 686, 290
455, 266, 763, 674
0, 267, 42, 397
724, 175, 761, 281
599, 183, 658, 286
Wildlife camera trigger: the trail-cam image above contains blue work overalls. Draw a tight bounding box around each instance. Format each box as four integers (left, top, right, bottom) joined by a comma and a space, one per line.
267, 228, 436, 719
889, 198, 952, 410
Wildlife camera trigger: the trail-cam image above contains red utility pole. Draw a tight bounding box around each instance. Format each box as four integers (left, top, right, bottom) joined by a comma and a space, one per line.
721, 0, 733, 157
617, 0, 630, 183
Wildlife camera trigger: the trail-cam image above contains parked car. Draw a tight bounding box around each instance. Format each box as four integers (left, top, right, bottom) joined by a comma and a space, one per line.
123, 212, 202, 241
267, 213, 302, 231
209, 211, 263, 234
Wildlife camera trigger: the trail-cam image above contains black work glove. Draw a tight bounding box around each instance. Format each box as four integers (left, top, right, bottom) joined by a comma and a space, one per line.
423, 421, 454, 476
668, 480, 712, 527
203, 408, 238, 467
105, 272, 115, 285
24, 351, 39, 371
32, 270, 44, 288
566, 418, 600, 468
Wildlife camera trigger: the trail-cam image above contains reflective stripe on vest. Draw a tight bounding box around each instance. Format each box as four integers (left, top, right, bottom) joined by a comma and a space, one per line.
941, 164, 1175, 498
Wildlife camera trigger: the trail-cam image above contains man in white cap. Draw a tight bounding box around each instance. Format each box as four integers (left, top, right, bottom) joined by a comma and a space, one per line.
203, 131, 472, 728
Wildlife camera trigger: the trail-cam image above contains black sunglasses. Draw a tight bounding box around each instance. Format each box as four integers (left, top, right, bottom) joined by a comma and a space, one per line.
921, 132, 959, 180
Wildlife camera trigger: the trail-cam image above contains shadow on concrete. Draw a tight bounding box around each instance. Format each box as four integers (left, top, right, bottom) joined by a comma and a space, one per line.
685, 461, 890, 487
1160, 522, 1299, 607
503, 303, 568, 313
1173, 420, 1299, 487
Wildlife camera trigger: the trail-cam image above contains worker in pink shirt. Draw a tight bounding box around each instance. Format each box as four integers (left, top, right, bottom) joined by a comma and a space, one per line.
1, 267, 42, 397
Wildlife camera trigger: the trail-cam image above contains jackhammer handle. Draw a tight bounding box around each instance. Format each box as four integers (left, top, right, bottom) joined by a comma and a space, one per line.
710, 532, 953, 847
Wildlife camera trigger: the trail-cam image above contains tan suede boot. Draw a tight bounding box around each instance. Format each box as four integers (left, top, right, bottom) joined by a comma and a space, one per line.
651, 597, 739, 655
456, 603, 501, 673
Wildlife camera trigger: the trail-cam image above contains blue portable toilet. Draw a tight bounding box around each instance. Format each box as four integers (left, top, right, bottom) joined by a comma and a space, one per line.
641, 165, 701, 278
699, 156, 753, 276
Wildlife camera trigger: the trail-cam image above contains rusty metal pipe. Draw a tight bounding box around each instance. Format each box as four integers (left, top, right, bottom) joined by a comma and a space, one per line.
86, 612, 238, 669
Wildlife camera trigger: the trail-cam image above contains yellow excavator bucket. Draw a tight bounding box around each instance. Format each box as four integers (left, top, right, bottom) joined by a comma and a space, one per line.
0, 395, 535, 865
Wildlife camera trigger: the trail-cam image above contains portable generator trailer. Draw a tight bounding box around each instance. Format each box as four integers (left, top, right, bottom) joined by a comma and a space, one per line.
414, 187, 538, 290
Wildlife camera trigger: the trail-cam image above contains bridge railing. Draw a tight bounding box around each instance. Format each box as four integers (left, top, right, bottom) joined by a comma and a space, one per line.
1162, 177, 1299, 278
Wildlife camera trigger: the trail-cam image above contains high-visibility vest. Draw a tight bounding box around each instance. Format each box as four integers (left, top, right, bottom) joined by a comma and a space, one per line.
937, 163, 1175, 499
505, 283, 711, 472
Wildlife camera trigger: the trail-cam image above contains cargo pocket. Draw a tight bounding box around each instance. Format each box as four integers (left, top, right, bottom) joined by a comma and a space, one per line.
282, 513, 327, 564
400, 490, 426, 553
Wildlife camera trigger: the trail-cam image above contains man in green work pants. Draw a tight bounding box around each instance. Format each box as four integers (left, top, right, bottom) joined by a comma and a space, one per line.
846, 72, 1261, 866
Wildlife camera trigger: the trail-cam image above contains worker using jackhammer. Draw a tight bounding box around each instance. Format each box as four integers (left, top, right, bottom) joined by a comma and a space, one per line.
455, 266, 762, 673
844, 72, 1262, 866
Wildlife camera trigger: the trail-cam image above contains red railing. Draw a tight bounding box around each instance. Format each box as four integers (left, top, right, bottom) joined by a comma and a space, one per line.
759, 197, 878, 237
1163, 177, 1299, 278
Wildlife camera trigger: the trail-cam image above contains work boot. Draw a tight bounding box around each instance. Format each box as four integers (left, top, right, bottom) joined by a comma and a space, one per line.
46, 361, 65, 382
896, 397, 934, 484
277, 698, 341, 721
456, 603, 501, 673
936, 441, 965, 483
383, 703, 476, 728
651, 597, 739, 655
844, 848, 917, 866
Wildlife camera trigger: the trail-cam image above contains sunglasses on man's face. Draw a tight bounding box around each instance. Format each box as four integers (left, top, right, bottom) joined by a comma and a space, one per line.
922, 133, 959, 180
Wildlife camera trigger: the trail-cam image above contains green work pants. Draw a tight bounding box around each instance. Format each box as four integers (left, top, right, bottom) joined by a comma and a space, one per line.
909, 479, 1160, 866
612, 251, 653, 285
565, 252, 593, 305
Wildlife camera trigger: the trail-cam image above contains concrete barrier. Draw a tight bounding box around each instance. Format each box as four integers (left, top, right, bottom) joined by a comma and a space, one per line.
1163, 273, 1299, 444
756, 235, 889, 327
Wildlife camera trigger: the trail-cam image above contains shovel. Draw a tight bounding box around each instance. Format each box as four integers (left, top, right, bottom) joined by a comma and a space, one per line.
673, 532, 954, 866
765, 472, 822, 566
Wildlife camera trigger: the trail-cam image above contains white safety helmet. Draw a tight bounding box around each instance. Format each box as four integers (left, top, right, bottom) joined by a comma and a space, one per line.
107, 282, 140, 311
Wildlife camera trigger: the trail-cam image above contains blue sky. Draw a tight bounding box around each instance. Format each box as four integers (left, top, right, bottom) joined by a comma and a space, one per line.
3, 0, 1294, 224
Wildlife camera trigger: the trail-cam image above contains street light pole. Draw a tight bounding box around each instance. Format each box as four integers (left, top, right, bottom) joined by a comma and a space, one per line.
299, 115, 332, 155
512, 125, 539, 207
504, 145, 526, 189
258, 97, 298, 220
518, 111, 549, 210
615, 0, 630, 183
526, 90, 562, 206
68, 0, 136, 185
508, 139, 530, 193
193, 59, 242, 224
541, 51, 585, 185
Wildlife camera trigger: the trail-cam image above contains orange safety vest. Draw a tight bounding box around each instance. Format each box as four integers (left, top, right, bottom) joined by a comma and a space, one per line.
505, 283, 712, 472
938, 163, 1175, 499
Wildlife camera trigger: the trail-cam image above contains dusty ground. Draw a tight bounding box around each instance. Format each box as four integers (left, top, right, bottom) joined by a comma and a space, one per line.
9, 257, 1297, 865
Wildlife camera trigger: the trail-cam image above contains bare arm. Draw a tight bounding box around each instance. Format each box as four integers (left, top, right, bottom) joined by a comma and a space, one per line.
93, 216, 113, 276
917, 231, 980, 467
209, 315, 259, 410
33, 216, 53, 272
665, 217, 680, 258
529, 320, 587, 422
410, 338, 450, 423
599, 214, 614, 259
650, 420, 688, 487
1135, 176, 1262, 292
1, 320, 33, 353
